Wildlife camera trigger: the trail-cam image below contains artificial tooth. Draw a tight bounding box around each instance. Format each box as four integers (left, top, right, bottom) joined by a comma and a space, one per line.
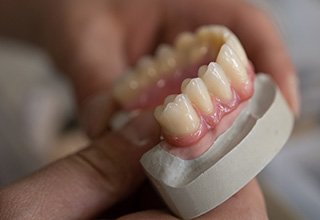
174, 32, 195, 52
196, 25, 231, 51
164, 94, 177, 105
113, 71, 140, 104
226, 35, 248, 66
199, 62, 233, 103
154, 94, 200, 136
156, 45, 178, 74
181, 78, 214, 114
216, 44, 248, 92
136, 56, 157, 79
189, 44, 209, 63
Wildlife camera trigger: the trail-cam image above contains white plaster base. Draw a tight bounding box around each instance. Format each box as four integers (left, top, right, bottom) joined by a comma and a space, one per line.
140, 74, 294, 219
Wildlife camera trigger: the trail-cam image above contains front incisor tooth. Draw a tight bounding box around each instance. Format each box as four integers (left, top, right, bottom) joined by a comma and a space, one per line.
226, 35, 248, 66
216, 44, 248, 92
199, 62, 233, 103
154, 94, 200, 136
181, 78, 214, 114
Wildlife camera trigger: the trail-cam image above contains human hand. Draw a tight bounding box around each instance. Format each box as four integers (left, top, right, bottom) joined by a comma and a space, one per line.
32, 0, 299, 138
0, 112, 268, 219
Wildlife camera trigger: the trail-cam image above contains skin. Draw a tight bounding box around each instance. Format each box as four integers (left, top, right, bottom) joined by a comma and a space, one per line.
0, 0, 298, 219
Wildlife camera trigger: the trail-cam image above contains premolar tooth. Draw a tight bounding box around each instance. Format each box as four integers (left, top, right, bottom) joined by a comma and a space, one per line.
156, 44, 178, 74
199, 62, 233, 103
154, 94, 200, 136
181, 78, 214, 114
175, 32, 195, 52
136, 56, 157, 79
216, 44, 248, 92
189, 44, 208, 63
226, 35, 248, 66
113, 71, 140, 104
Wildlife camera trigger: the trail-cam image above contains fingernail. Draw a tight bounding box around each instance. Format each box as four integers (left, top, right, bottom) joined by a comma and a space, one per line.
80, 93, 116, 138
120, 111, 160, 147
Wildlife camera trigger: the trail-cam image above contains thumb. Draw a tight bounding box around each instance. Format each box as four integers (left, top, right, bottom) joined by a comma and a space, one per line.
43, 4, 127, 138
0, 111, 160, 220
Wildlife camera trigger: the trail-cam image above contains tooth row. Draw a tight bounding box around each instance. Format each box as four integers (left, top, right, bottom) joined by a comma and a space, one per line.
113, 25, 249, 106
155, 29, 250, 137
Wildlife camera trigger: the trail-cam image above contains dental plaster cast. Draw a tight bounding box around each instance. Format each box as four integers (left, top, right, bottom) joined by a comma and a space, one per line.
112, 25, 294, 219
141, 74, 293, 219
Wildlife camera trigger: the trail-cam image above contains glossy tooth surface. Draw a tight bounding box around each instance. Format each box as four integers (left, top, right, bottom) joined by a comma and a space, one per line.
226, 35, 248, 66
154, 94, 200, 136
196, 26, 231, 49
199, 62, 233, 103
156, 45, 178, 74
216, 44, 248, 91
181, 78, 214, 114
164, 94, 177, 105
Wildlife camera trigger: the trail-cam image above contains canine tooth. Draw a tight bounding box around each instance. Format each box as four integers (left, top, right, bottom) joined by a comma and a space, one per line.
154, 94, 200, 136
182, 78, 214, 114
226, 35, 248, 66
199, 62, 233, 102
156, 45, 178, 74
216, 44, 248, 92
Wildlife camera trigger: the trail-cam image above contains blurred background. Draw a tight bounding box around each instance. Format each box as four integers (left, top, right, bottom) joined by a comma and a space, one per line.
0, 0, 319, 219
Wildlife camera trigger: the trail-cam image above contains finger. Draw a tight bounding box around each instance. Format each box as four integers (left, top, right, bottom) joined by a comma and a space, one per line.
42, 1, 127, 137
232, 3, 300, 116
118, 179, 267, 220
0, 111, 160, 219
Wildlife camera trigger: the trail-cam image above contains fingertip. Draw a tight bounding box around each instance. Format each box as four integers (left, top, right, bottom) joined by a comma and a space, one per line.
80, 92, 117, 138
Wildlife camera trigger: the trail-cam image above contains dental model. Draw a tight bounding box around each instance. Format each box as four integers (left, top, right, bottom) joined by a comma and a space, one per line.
112, 25, 294, 219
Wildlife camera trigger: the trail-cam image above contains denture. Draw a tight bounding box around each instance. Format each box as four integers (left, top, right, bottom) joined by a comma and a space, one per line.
113, 25, 255, 158
112, 25, 294, 219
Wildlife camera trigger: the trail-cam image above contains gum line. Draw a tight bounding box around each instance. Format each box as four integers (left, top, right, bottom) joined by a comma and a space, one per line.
161, 100, 248, 160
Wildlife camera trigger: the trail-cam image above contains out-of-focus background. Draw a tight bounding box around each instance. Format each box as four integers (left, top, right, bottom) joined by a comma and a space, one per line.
0, 0, 319, 219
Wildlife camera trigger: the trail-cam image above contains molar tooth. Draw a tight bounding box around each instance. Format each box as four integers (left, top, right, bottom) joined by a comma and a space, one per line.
226, 35, 248, 66
216, 44, 248, 92
199, 62, 233, 103
181, 78, 214, 114
154, 94, 200, 136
